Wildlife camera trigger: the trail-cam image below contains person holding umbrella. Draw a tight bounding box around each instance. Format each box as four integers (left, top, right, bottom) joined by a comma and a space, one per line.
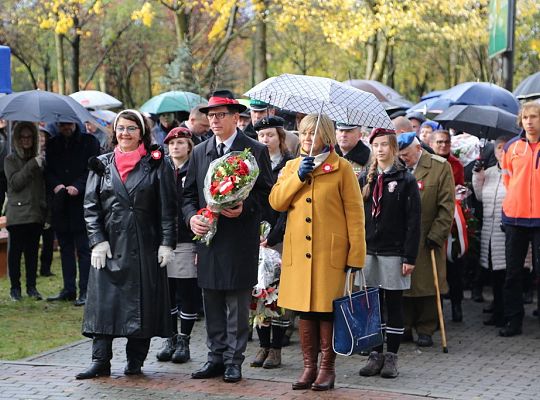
269, 113, 366, 391
358, 128, 421, 378
45, 121, 100, 306
76, 109, 176, 379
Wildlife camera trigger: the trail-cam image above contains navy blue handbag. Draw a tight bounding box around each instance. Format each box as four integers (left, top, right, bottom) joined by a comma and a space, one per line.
333, 270, 383, 356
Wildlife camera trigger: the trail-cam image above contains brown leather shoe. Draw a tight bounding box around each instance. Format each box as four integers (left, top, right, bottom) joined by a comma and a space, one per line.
311, 320, 335, 391
292, 319, 319, 390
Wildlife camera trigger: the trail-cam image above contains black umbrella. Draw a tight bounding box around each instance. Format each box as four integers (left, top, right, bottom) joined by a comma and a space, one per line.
514, 71, 540, 101
434, 105, 520, 140
0, 89, 95, 123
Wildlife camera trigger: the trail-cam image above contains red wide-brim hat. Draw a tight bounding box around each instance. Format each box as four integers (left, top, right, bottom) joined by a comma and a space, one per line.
199, 96, 247, 114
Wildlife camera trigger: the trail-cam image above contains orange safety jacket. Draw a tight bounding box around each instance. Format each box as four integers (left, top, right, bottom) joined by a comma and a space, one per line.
501, 132, 540, 227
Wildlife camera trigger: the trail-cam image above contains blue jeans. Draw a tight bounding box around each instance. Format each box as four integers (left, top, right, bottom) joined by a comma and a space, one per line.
56, 231, 91, 295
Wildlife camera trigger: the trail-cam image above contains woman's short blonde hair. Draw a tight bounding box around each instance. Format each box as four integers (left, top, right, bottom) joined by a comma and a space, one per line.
298, 114, 336, 146
518, 101, 540, 128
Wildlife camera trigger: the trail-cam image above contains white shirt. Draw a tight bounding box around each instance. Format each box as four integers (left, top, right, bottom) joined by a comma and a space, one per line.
216, 131, 238, 154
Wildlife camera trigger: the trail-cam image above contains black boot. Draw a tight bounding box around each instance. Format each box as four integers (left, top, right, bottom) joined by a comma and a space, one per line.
76, 337, 112, 379
172, 334, 191, 363
125, 338, 150, 375
75, 361, 111, 380
156, 336, 177, 361
499, 320, 522, 337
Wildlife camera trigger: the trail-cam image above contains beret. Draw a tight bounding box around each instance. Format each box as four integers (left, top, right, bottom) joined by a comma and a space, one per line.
397, 131, 418, 150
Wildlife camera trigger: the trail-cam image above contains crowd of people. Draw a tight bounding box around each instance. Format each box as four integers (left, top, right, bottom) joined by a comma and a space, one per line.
2, 89, 539, 391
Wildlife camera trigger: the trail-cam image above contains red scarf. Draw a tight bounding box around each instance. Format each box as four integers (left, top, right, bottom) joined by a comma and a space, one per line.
371, 174, 384, 219
114, 143, 147, 183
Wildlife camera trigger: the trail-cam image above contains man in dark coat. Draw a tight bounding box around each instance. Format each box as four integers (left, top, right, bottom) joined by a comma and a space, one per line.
183, 96, 273, 383
45, 122, 100, 306
334, 122, 370, 176
180, 105, 211, 145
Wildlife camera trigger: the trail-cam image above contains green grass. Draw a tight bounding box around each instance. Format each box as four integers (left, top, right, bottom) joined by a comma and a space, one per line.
0, 258, 84, 360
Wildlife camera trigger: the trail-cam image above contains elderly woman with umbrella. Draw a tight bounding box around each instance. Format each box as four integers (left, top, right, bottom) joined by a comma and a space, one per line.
76, 109, 177, 379
269, 113, 366, 391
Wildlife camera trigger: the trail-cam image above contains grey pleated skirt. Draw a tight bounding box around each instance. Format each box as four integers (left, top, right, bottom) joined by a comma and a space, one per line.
167, 242, 197, 279
356, 255, 411, 290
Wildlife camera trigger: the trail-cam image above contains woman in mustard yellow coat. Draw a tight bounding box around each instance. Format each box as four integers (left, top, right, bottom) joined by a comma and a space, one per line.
269, 114, 366, 391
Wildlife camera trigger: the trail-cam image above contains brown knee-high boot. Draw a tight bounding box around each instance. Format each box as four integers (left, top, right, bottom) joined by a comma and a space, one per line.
292, 319, 319, 390
311, 320, 336, 391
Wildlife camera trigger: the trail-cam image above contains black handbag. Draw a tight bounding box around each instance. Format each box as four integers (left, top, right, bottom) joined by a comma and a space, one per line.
332, 270, 383, 356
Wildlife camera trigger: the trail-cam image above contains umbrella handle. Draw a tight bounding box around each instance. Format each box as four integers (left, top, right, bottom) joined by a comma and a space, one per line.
309, 102, 325, 157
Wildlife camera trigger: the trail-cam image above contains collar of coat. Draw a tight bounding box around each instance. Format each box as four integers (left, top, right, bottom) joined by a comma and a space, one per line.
307, 150, 341, 177
335, 141, 370, 166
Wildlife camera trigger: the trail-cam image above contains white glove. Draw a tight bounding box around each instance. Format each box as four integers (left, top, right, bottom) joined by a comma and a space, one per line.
158, 245, 174, 268
91, 241, 112, 269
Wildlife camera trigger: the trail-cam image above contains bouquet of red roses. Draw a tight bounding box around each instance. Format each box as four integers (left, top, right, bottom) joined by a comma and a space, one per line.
194, 148, 260, 245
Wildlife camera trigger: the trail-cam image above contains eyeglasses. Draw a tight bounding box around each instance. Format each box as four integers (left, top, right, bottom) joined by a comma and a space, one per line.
115, 125, 140, 133
435, 140, 451, 145
207, 112, 233, 120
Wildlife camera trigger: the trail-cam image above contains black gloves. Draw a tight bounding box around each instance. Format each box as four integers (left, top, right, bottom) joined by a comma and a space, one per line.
298, 156, 315, 181
426, 238, 440, 250
473, 159, 485, 173
344, 265, 362, 272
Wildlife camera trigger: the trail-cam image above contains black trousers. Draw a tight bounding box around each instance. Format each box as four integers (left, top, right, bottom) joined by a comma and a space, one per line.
446, 257, 464, 304
503, 225, 540, 323
92, 335, 151, 364
56, 230, 91, 294
40, 226, 55, 274
7, 223, 42, 290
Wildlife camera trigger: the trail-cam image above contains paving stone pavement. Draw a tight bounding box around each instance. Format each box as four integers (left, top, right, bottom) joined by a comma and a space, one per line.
2, 293, 540, 400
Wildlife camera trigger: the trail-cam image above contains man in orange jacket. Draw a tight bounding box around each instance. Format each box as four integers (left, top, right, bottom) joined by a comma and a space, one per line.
500, 101, 540, 337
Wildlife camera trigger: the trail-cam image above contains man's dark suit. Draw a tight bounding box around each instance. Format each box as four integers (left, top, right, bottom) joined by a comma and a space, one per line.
182, 129, 273, 366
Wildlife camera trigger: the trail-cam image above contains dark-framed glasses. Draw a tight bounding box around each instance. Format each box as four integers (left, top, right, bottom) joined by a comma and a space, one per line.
207, 112, 233, 120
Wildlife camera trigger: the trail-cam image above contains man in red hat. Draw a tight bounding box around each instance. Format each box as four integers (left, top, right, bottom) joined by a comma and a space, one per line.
182, 96, 273, 383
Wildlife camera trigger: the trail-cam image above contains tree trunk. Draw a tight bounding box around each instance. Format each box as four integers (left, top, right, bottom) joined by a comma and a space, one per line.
174, 10, 190, 47
55, 33, 65, 94
385, 44, 395, 88
365, 35, 376, 79
42, 52, 51, 91
372, 33, 388, 82
70, 31, 80, 93
253, 2, 268, 84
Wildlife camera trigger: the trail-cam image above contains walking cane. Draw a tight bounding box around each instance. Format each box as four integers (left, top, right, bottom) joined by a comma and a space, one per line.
431, 249, 448, 353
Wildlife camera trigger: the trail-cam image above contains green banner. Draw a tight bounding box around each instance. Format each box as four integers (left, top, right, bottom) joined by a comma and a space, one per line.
488, 0, 510, 58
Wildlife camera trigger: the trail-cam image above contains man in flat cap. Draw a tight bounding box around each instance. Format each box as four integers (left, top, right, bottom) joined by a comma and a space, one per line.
397, 132, 454, 347
183, 96, 273, 383
241, 99, 275, 139
335, 123, 370, 176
